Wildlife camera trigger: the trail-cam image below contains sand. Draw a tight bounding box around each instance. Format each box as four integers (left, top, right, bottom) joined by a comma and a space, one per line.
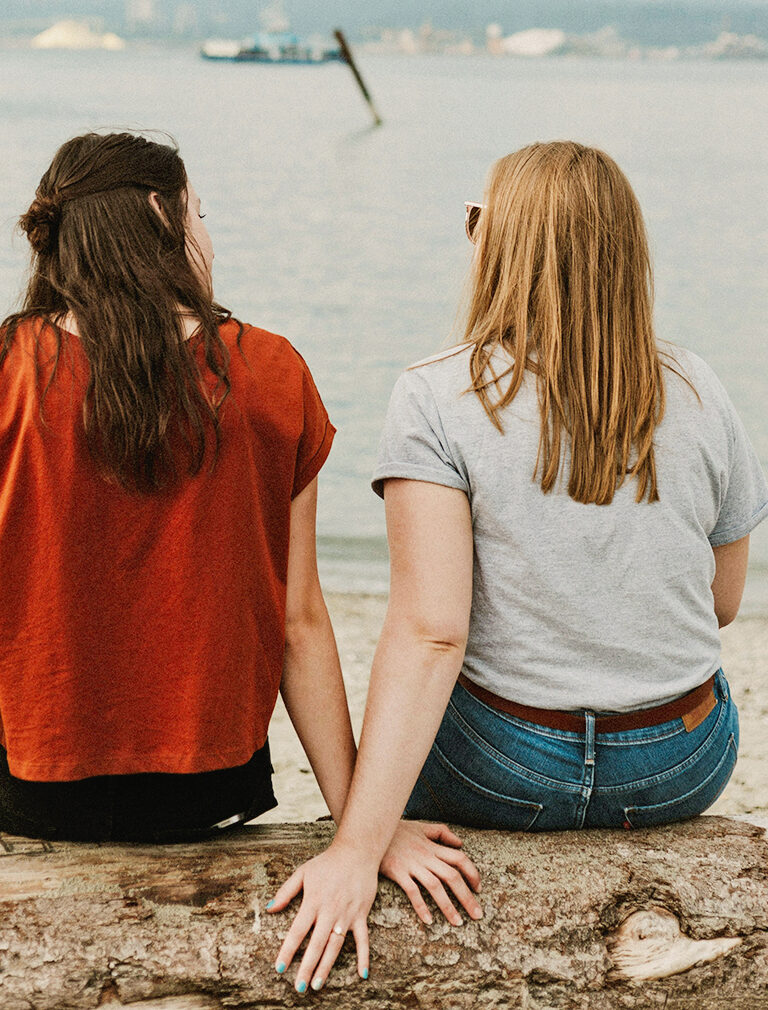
259, 594, 768, 824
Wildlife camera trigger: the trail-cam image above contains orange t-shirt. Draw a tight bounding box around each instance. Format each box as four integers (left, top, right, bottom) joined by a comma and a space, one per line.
0, 318, 335, 781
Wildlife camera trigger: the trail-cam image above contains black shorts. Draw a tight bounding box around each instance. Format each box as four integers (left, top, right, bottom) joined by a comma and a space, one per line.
0, 741, 277, 843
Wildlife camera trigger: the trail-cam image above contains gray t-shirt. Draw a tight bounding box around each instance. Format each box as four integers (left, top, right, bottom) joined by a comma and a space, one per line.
372, 343, 768, 712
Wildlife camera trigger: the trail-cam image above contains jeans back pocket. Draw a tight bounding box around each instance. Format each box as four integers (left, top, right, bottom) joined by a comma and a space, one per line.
624, 732, 737, 829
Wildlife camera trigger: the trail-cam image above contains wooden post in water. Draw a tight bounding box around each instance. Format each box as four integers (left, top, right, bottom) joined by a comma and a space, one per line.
334, 29, 383, 126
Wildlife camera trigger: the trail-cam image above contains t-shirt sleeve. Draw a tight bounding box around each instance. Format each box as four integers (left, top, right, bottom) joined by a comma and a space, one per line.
371, 369, 469, 499
708, 391, 768, 547
292, 354, 336, 499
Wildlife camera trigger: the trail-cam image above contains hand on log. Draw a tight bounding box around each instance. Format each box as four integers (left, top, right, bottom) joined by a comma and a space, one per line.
265, 820, 482, 992
1, 816, 767, 1009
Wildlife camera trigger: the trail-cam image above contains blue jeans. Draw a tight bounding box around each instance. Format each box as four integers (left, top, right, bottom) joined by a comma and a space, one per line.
405, 670, 738, 831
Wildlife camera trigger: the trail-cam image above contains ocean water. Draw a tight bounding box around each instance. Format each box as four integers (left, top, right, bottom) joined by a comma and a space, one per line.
0, 45, 766, 610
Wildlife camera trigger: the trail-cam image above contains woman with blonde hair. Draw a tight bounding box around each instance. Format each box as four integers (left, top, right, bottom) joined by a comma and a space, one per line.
267, 141, 768, 991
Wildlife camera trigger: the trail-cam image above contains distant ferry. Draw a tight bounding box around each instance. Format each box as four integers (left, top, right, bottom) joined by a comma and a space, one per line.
201, 32, 344, 64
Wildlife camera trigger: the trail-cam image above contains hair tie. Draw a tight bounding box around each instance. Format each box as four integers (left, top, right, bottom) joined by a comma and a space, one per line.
19, 192, 63, 255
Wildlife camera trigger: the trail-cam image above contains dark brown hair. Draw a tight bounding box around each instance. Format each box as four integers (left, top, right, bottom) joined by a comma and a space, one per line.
1, 131, 232, 492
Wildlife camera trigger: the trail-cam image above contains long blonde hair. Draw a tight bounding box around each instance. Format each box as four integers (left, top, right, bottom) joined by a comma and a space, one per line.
465, 141, 664, 505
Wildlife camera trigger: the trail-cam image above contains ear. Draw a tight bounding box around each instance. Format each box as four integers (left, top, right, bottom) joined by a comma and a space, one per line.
148, 191, 168, 224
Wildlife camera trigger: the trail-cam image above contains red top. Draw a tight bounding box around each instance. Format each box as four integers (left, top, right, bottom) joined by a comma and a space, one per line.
0, 318, 335, 781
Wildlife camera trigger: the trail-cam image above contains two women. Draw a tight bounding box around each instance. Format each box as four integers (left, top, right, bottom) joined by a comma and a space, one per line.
0, 133, 765, 994
0, 132, 479, 950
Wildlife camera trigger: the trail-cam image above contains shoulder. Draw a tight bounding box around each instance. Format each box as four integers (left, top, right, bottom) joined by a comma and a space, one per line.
661, 343, 734, 414
220, 318, 297, 361
219, 319, 312, 380
396, 342, 473, 397
407, 342, 474, 372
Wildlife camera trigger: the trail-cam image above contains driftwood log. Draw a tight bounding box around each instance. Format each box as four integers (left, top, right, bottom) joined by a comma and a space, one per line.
1, 816, 767, 1009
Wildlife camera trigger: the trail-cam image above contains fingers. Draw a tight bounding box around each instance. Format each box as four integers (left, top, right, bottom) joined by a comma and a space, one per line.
433, 862, 483, 921
274, 904, 315, 976
294, 919, 369, 993
437, 844, 483, 893
390, 871, 434, 925
413, 868, 463, 926
266, 867, 304, 913
296, 920, 345, 994
423, 822, 464, 848
353, 919, 370, 981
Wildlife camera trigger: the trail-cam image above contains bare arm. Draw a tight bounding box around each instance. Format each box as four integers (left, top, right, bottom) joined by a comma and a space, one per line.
269, 479, 481, 991
333, 479, 474, 861
711, 534, 749, 628
279, 478, 356, 823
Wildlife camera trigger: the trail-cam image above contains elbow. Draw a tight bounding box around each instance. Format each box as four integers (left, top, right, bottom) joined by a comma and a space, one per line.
394, 614, 469, 659
284, 598, 329, 646
715, 605, 739, 629
419, 633, 468, 656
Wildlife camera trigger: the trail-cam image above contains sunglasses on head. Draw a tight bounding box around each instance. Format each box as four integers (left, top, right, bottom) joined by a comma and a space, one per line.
464, 201, 485, 243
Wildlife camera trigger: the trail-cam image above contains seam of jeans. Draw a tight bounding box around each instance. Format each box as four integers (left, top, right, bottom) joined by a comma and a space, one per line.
444, 699, 583, 792
453, 688, 590, 741
595, 723, 687, 746
597, 695, 731, 795
624, 732, 737, 823
420, 773, 451, 821
430, 741, 544, 823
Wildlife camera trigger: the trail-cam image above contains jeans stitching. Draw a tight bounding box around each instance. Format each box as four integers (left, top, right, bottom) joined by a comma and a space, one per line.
430, 742, 544, 826
598, 695, 730, 795
446, 699, 584, 791
624, 733, 737, 824
596, 724, 686, 746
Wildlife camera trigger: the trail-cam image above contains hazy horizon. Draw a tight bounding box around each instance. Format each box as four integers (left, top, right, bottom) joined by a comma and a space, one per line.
2, 0, 768, 45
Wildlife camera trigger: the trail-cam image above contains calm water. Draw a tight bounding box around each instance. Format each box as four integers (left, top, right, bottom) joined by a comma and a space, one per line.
1, 46, 766, 608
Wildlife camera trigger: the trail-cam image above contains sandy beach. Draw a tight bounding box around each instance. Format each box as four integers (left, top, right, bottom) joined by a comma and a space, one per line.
259, 594, 768, 824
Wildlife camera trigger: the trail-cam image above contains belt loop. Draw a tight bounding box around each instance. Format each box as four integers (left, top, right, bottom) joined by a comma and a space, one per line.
584, 712, 596, 766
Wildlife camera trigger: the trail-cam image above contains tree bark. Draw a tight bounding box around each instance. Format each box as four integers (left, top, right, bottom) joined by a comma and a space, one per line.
1, 816, 767, 1009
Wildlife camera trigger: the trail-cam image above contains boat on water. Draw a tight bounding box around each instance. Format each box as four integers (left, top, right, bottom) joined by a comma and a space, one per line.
200, 32, 344, 64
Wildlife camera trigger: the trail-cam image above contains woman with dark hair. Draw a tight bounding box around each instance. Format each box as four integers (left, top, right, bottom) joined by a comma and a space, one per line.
266, 141, 768, 991
0, 132, 479, 937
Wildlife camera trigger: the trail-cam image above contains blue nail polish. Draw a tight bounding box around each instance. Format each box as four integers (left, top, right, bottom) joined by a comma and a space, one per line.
297, 980, 307, 994
276, 962, 286, 974
266, 900, 275, 910
362, 969, 369, 980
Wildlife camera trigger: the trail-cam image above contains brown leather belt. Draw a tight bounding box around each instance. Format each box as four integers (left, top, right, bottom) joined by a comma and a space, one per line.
457, 672, 718, 734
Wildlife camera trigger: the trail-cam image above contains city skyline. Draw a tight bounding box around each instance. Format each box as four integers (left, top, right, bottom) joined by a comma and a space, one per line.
2, 0, 768, 45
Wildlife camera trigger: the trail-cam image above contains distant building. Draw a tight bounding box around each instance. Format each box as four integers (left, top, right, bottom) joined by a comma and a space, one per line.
495, 28, 566, 57
173, 3, 198, 37
32, 19, 125, 50
125, 0, 157, 33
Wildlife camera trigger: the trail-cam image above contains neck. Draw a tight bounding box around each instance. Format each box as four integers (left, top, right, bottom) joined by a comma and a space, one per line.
57, 308, 201, 342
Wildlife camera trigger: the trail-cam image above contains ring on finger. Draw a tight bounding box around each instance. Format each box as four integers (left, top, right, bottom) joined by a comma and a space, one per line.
333, 925, 345, 936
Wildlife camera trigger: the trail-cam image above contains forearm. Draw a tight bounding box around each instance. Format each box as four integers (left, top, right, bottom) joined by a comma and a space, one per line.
333, 613, 465, 865
281, 606, 357, 824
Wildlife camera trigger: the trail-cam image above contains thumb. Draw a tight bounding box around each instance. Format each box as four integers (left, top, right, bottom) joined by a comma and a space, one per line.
266, 866, 304, 912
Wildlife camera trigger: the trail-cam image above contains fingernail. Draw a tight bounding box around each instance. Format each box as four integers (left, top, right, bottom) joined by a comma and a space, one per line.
296, 980, 307, 994
275, 962, 286, 974
453, 917, 463, 927
362, 969, 369, 980
472, 907, 483, 919
311, 977, 323, 991
265, 900, 275, 910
